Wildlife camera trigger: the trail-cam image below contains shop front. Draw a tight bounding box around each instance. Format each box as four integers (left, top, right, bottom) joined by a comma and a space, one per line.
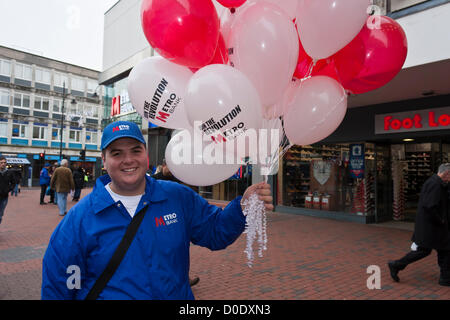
275, 94, 450, 224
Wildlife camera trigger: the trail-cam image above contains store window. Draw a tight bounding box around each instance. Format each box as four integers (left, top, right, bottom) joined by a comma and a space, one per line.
33, 125, 47, 140
84, 105, 99, 118
34, 96, 50, 111
13, 92, 30, 108
15, 63, 32, 81
12, 123, 28, 138
279, 143, 376, 216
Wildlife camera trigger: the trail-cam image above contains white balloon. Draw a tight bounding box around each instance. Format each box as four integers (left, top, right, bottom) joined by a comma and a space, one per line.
184, 64, 263, 144
296, 0, 370, 60
228, 1, 299, 109
165, 129, 241, 186
127, 56, 192, 129
252, 0, 299, 20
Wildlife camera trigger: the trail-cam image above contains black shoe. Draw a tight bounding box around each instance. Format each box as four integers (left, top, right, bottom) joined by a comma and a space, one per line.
189, 276, 200, 287
388, 261, 400, 282
40, 202, 47, 205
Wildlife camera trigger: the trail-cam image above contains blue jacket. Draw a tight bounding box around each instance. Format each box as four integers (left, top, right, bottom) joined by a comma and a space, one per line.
41, 175, 246, 300
39, 167, 51, 186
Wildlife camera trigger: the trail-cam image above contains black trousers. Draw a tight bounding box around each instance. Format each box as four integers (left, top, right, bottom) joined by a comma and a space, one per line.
395, 246, 450, 280
40, 184, 47, 203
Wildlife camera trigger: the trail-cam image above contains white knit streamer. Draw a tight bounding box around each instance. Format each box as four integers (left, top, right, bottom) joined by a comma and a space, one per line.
242, 193, 268, 268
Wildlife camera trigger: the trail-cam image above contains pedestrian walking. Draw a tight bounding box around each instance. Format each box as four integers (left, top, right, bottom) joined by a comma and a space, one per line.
10, 167, 21, 197
72, 163, 84, 202
48, 163, 57, 204
39, 163, 51, 205
42, 120, 273, 300
0, 157, 14, 225
50, 159, 75, 216
388, 163, 450, 286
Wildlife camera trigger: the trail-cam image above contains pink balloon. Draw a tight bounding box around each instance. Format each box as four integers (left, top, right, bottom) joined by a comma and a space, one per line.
228, 1, 299, 110
296, 0, 370, 59
284, 76, 348, 145
216, 0, 247, 8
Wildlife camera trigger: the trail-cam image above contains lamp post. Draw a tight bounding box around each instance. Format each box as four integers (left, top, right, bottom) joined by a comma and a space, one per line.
59, 82, 76, 162
59, 82, 66, 162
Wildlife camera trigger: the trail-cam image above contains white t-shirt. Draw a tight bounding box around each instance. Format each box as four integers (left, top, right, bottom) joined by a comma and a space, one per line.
105, 183, 144, 218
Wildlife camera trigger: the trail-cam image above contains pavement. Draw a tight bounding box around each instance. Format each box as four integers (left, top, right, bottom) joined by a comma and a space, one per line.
1, 187, 449, 300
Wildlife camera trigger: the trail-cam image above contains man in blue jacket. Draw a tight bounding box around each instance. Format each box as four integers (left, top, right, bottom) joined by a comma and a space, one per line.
39, 163, 51, 205
41, 121, 273, 300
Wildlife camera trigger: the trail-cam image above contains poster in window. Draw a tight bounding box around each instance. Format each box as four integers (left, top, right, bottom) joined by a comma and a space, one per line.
349, 144, 365, 178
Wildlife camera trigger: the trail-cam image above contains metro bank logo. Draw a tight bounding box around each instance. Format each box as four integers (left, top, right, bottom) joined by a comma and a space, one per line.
112, 124, 130, 133
155, 213, 178, 227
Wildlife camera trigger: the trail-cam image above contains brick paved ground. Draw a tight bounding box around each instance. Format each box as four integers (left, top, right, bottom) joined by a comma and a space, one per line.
0, 187, 449, 300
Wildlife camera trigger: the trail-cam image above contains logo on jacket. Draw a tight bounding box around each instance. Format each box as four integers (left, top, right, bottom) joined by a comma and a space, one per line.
112, 124, 130, 132
155, 213, 178, 227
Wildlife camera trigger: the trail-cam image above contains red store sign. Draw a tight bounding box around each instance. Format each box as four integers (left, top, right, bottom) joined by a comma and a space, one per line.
375, 107, 450, 134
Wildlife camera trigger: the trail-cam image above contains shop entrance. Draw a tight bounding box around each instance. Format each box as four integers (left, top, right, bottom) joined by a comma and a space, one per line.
388, 140, 449, 222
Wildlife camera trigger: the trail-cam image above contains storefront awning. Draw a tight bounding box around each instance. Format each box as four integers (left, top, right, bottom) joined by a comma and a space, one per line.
6, 157, 31, 165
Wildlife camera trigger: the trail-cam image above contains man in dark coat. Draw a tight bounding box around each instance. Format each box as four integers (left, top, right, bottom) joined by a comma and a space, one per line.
0, 156, 15, 225
388, 163, 450, 286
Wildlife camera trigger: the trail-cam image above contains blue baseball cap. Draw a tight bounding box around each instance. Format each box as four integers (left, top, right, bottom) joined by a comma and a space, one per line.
101, 121, 146, 150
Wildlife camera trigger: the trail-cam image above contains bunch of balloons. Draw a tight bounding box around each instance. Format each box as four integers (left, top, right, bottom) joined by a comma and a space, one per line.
128, 0, 408, 187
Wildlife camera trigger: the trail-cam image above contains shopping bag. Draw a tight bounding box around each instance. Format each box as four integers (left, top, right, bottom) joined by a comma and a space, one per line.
46, 186, 51, 196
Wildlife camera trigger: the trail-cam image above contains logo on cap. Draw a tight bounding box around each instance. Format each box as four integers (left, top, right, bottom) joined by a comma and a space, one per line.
112, 124, 130, 132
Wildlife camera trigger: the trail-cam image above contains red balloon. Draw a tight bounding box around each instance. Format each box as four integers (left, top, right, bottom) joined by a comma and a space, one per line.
216, 0, 247, 8
332, 16, 408, 94
189, 34, 229, 73
293, 32, 339, 82
141, 0, 220, 68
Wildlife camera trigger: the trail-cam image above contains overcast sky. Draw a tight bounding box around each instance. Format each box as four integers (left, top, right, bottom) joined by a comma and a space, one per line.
0, 0, 118, 71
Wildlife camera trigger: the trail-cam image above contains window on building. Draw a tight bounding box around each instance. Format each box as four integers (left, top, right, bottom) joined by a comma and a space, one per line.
54, 72, 68, 88
87, 80, 98, 94
84, 105, 99, 118
34, 96, 50, 111
0, 90, 9, 106
52, 128, 62, 141
15, 63, 32, 81
86, 131, 98, 144
69, 129, 81, 142
12, 123, 28, 138
35, 67, 51, 84
0, 59, 11, 76
13, 92, 30, 108
0, 122, 8, 137
71, 77, 85, 92
53, 99, 62, 113
33, 126, 47, 140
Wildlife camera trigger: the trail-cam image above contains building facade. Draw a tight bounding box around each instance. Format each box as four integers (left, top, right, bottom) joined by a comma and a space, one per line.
0, 46, 104, 186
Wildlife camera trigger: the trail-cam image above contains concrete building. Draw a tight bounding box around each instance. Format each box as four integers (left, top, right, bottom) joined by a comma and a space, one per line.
0, 46, 104, 186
